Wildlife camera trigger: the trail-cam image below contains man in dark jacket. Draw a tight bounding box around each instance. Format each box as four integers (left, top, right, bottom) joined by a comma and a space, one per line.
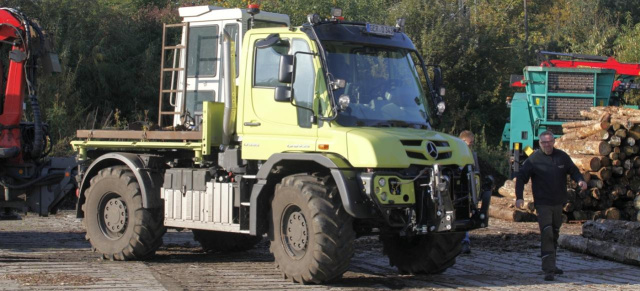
515, 131, 587, 281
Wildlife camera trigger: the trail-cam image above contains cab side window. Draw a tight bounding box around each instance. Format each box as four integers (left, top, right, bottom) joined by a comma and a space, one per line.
292, 39, 314, 128
254, 40, 289, 87
188, 25, 218, 77
253, 38, 315, 128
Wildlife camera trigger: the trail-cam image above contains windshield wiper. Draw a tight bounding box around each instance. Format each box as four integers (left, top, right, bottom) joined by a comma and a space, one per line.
371, 121, 392, 127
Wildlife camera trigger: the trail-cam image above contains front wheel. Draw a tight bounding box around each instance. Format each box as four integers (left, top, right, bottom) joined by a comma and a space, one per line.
82, 166, 165, 260
381, 232, 465, 274
269, 174, 355, 284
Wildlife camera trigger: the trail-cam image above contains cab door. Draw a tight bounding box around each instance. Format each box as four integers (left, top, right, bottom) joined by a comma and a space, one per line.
241, 34, 318, 160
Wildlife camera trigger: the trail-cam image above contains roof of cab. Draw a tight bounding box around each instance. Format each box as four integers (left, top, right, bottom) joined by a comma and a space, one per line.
178, 5, 290, 24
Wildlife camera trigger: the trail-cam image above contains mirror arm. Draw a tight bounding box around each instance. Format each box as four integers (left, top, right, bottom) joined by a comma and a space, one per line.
415, 53, 443, 115
302, 25, 340, 122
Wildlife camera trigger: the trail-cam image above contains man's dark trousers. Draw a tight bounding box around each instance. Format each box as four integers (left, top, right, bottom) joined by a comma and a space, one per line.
535, 204, 563, 274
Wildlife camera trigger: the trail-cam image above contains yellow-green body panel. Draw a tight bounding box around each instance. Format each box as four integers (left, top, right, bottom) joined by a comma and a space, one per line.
238, 28, 321, 161
202, 102, 224, 155
373, 175, 416, 205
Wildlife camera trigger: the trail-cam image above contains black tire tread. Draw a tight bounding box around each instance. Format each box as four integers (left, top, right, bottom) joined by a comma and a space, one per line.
381, 232, 465, 274
270, 174, 355, 284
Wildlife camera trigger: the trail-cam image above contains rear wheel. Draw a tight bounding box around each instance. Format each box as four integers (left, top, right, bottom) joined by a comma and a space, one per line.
192, 230, 262, 252
381, 232, 465, 274
82, 166, 165, 260
269, 174, 355, 284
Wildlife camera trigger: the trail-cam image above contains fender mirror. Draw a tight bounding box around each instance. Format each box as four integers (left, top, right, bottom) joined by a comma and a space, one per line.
274, 86, 292, 102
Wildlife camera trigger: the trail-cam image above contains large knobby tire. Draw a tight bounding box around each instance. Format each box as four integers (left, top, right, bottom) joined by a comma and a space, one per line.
82, 166, 165, 261
192, 230, 262, 252
381, 232, 465, 274
269, 174, 355, 284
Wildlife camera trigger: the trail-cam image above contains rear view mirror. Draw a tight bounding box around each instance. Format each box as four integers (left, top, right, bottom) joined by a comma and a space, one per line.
278, 55, 294, 83
274, 86, 292, 102
255, 33, 280, 48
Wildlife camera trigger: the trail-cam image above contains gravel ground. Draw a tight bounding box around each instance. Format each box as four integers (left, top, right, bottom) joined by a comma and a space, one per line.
0, 210, 638, 291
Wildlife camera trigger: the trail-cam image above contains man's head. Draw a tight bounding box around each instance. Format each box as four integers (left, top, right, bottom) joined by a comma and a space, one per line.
459, 130, 475, 147
539, 131, 555, 155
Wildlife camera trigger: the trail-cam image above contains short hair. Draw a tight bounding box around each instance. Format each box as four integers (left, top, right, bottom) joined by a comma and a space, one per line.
539, 130, 555, 140
459, 130, 474, 140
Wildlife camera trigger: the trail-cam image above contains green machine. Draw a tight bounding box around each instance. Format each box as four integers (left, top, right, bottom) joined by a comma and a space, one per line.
503, 51, 640, 176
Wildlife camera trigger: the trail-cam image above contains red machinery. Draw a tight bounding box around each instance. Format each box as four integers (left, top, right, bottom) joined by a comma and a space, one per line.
0, 8, 75, 218
0, 7, 32, 163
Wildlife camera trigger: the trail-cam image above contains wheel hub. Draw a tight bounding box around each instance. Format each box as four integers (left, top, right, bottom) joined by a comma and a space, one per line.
102, 197, 128, 237
285, 211, 308, 252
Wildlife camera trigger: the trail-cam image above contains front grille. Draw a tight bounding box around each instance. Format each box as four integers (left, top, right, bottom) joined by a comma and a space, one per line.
547, 97, 592, 121
438, 152, 452, 159
400, 140, 422, 146
400, 140, 450, 147
432, 140, 450, 147
406, 151, 426, 160
402, 139, 452, 161
405, 150, 452, 161
548, 72, 594, 94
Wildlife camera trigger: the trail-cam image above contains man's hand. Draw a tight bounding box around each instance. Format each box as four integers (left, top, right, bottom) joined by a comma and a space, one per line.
578, 180, 587, 191
515, 199, 524, 209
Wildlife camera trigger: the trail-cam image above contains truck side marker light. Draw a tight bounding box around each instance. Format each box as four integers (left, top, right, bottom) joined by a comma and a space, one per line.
318, 144, 329, 150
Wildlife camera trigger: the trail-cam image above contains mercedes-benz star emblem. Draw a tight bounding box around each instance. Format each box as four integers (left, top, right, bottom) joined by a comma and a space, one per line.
426, 141, 438, 159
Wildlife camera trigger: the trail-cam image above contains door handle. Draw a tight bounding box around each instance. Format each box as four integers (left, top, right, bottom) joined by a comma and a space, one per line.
244, 122, 261, 127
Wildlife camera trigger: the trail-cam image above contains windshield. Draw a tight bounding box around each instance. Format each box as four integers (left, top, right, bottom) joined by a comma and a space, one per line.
323, 42, 432, 128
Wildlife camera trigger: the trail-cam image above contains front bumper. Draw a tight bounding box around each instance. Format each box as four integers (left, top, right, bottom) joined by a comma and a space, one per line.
357, 164, 490, 234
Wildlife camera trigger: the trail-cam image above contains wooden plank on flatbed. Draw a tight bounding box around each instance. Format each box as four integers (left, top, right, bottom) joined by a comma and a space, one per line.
76, 130, 201, 141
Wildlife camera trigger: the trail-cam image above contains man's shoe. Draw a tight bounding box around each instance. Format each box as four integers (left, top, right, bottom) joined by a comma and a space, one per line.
544, 273, 554, 281
554, 268, 563, 275
461, 242, 471, 254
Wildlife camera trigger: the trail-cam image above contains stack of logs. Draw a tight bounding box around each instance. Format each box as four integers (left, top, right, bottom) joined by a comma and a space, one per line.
498, 106, 640, 222
559, 219, 640, 266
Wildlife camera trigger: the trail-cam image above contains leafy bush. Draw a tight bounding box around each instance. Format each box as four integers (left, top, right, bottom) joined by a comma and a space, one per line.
0, 0, 638, 160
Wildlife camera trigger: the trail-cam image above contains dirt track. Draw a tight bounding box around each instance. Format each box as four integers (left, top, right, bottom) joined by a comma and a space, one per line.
1, 211, 639, 290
